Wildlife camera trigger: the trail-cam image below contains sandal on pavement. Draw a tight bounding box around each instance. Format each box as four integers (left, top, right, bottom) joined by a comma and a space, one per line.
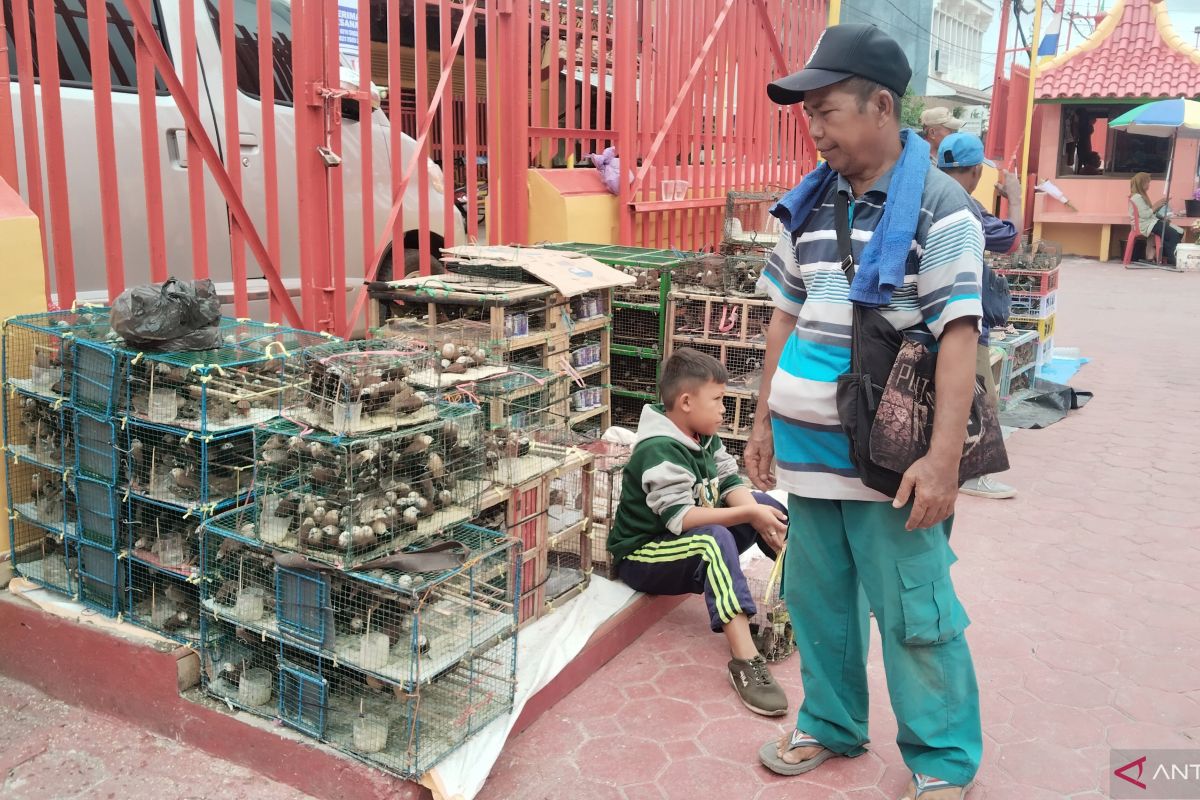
898, 774, 974, 799
758, 729, 856, 776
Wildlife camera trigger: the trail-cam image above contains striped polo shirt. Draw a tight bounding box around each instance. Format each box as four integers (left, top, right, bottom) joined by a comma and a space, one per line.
759, 166, 984, 502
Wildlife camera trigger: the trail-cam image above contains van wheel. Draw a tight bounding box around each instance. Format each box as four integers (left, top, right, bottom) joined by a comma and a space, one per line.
401, 248, 445, 279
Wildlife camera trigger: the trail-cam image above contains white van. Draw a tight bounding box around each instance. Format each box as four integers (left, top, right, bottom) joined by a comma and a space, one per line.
5, 0, 464, 325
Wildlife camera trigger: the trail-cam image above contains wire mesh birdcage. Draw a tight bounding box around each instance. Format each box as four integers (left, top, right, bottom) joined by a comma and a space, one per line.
2, 307, 111, 402
126, 495, 204, 575
251, 404, 485, 567
72, 319, 329, 425
200, 519, 518, 687
128, 555, 203, 642
123, 421, 256, 512
722, 254, 768, 297
286, 339, 439, 435
6, 456, 74, 537
4, 391, 69, 468
543, 454, 593, 605
73, 408, 123, 484
746, 575, 794, 663
9, 520, 73, 593
75, 540, 124, 616
722, 189, 786, 253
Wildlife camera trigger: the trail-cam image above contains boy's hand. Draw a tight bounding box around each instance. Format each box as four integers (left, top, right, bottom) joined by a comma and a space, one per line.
746, 504, 788, 551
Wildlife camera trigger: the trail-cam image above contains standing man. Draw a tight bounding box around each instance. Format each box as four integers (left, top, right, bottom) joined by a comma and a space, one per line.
748, 24, 983, 800
936, 131, 1021, 500
920, 107, 964, 153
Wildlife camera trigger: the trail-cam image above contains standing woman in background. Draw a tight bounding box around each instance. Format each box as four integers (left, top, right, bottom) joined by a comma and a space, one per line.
1130, 172, 1184, 265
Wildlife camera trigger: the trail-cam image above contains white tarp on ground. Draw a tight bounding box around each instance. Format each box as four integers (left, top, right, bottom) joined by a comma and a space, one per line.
423, 576, 637, 800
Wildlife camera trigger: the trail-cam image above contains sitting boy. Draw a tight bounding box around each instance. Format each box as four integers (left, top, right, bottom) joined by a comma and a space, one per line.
607, 348, 790, 716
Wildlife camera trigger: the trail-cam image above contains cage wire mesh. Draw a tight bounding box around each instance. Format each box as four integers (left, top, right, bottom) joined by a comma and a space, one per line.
2, 307, 111, 401
286, 339, 438, 435
376, 317, 507, 386
10, 519, 73, 593
252, 404, 485, 567
126, 496, 204, 576
5, 391, 69, 468
671, 253, 726, 295
544, 456, 593, 604
200, 615, 284, 718
467, 369, 574, 487
610, 393, 647, 430
200, 518, 518, 690
7, 456, 74, 537
75, 475, 122, 549
71, 319, 328, 425
75, 540, 124, 616
726, 345, 766, 392
610, 354, 658, 398
612, 306, 661, 349
722, 189, 786, 252
124, 421, 256, 512
746, 575, 795, 663
128, 555, 202, 641
577, 441, 629, 579
722, 254, 768, 297
74, 409, 123, 484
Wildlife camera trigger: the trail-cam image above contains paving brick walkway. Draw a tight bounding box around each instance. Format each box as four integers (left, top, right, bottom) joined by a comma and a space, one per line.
477, 258, 1200, 800
0, 671, 317, 800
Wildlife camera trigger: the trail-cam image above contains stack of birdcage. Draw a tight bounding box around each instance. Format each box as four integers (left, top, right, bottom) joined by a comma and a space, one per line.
197, 338, 520, 778
2, 310, 329, 637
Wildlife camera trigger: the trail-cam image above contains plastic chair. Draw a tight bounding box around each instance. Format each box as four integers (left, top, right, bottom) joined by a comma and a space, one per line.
1123, 198, 1163, 264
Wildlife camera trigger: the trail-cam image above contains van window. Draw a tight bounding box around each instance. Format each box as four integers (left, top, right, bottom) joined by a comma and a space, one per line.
204, 0, 294, 106
4, 0, 171, 93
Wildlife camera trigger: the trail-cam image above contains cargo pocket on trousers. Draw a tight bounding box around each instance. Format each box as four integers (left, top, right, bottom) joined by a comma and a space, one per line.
897, 550, 970, 646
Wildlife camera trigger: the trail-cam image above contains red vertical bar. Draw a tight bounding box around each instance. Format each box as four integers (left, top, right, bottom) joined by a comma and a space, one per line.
86, 0, 126, 301
356, 0, 374, 283
0, 11, 20, 191
413, 0, 430, 272
135, 0, 167, 283
387, 0, 404, 267
293, 0, 333, 329
580, 0, 592, 154
218, 0, 247, 315
565, 0, 576, 161
713, 0, 730, 245
181, 0, 209, 279
325, 0, 346, 333
526, 1, 537, 166
485, 1, 499, 244
548, 0, 559, 162
259, 0, 282, 321
595, 3, 608, 148
614, 0, 635, 244
10, 0, 49, 305
463, 6, 478, 241
438, 2, 454, 248
32, 0, 77, 305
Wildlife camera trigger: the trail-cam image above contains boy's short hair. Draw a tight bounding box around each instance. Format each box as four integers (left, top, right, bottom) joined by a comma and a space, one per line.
660, 348, 727, 410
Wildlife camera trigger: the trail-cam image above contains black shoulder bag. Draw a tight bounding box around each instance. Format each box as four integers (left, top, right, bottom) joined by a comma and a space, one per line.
832, 192, 1008, 498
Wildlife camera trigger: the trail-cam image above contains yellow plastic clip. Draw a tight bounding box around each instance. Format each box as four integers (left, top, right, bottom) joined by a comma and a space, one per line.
263, 341, 289, 359
182, 507, 194, 520
208, 364, 226, 377
319, 330, 336, 339
9, 511, 17, 522
52, 397, 64, 410
116, 612, 124, 623
131, 352, 144, 365
62, 468, 70, 481
62, 331, 75, 340
182, 431, 195, 443
187, 574, 201, 586
236, 317, 252, 323
119, 416, 128, 430
260, 629, 268, 643
263, 321, 281, 328
122, 488, 129, 502
8, 386, 15, 400
198, 374, 211, 384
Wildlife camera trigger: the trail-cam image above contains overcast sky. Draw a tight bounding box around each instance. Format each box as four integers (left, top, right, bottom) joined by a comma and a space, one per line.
977, 0, 1200, 90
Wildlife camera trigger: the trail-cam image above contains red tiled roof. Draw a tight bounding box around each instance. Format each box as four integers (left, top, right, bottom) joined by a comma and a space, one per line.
1036, 0, 1200, 100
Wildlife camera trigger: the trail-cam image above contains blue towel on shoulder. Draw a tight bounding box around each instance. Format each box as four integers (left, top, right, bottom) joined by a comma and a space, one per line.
769, 129, 930, 307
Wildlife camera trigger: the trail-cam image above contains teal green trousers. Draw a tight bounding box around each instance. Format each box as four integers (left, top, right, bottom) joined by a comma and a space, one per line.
783, 495, 982, 785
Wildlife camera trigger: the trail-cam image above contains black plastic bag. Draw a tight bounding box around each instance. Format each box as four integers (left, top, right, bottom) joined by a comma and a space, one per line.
110, 278, 223, 351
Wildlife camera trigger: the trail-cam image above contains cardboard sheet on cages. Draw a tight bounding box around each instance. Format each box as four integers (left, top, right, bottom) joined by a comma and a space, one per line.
422, 576, 637, 800
441, 246, 636, 296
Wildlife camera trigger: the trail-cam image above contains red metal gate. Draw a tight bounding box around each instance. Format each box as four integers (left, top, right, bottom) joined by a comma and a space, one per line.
1, 1, 824, 336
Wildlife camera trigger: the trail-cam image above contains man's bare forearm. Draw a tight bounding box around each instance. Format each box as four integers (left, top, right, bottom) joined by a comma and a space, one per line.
756, 308, 797, 422
929, 317, 979, 462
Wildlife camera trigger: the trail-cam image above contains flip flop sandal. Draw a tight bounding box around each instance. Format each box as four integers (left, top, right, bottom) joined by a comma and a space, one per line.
900, 774, 975, 799
757, 730, 844, 776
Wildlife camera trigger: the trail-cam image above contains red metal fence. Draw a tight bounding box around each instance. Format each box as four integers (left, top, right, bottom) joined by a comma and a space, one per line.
1, 0, 824, 336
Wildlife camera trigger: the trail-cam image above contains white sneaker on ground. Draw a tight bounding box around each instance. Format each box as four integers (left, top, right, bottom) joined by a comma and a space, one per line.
959, 475, 1017, 499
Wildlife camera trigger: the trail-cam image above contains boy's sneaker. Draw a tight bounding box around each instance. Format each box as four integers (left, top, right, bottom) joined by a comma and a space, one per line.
728, 655, 788, 716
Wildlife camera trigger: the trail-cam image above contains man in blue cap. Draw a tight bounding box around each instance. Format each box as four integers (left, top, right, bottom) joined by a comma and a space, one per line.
750, 22, 983, 800
937, 131, 1022, 501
